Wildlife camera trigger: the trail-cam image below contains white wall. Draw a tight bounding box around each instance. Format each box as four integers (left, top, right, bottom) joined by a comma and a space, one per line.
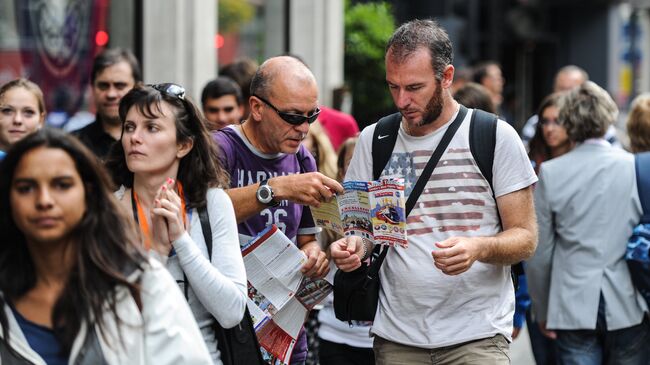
142, 0, 217, 102
289, 0, 344, 107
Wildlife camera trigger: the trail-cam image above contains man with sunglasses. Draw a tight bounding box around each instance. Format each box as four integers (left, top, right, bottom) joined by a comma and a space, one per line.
213, 55, 343, 364
201, 76, 245, 131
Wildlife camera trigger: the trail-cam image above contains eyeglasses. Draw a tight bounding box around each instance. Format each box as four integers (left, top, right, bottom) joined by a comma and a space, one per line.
151, 83, 185, 100
253, 94, 320, 125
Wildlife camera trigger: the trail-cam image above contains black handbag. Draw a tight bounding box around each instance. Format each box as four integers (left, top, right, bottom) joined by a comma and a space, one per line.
198, 207, 265, 365
333, 106, 468, 324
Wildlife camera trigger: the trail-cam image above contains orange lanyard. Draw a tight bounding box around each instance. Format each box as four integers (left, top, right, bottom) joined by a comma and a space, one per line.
131, 182, 187, 250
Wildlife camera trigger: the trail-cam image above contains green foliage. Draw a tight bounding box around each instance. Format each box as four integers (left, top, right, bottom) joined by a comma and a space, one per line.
344, 1, 396, 128
219, 0, 254, 34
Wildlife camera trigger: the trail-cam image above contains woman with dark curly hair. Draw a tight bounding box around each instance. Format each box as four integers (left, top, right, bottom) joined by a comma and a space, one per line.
106, 83, 247, 364
0, 128, 211, 364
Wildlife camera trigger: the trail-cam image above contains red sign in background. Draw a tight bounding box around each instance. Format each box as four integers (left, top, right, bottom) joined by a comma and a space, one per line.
0, 0, 110, 126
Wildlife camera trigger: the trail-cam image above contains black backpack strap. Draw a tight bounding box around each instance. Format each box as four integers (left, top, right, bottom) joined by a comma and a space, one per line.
468, 109, 525, 281
469, 108, 498, 194
372, 112, 402, 180
199, 205, 212, 258
636, 152, 650, 223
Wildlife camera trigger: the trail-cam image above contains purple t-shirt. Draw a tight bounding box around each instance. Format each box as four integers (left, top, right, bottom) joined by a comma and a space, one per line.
214, 125, 316, 363
214, 126, 319, 245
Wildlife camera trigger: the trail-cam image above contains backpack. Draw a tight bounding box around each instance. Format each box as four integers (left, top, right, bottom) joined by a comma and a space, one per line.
625, 152, 650, 306
371, 108, 524, 285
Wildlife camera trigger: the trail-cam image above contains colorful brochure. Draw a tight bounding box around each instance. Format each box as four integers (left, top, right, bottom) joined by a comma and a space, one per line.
311, 178, 407, 248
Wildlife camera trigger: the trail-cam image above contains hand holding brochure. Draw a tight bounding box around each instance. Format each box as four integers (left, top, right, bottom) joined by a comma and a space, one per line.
312, 178, 408, 248
241, 225, 333, 365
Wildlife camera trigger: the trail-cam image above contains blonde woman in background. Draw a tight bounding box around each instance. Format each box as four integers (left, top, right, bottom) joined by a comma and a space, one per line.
0, 79, 46, 158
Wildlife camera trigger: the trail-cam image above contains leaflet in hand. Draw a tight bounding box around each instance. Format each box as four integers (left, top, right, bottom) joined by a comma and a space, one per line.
242, 225, 333, 365
311, 178, 407, 248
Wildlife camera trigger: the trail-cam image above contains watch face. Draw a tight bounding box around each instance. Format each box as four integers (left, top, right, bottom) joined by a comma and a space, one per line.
259, 187, 271, 201
257, 184, 273, 204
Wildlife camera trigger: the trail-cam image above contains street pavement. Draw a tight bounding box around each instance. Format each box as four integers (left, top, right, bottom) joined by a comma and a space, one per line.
511, 324, 536, 365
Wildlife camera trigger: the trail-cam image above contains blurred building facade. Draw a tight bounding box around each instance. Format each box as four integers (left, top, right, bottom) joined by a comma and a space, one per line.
380, 0, 650, 129
1, 0, 648, 131
0, 0, 344, 125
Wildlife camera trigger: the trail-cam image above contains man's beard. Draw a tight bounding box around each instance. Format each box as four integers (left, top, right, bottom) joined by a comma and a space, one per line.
417, 82, 443, 127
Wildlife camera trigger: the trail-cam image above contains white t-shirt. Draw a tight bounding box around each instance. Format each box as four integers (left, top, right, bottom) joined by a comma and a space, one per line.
345, 108, 537, 348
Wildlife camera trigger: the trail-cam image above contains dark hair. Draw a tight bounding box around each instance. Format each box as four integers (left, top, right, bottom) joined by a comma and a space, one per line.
453, 82, 495, 113
105, 84, 230, 209
0, 128, 147, 355
201, 77, 243, 106
385, 19, 453, 80
528, 93, 563, 167
91, 48, 142, 85
219, 57, 258, 103
472, 61, 500, 84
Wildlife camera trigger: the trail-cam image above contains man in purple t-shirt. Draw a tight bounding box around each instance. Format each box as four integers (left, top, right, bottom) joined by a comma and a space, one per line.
213, 55, 343, 364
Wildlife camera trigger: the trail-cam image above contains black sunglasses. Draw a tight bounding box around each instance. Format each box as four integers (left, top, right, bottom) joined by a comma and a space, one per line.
151, 83, 186, 100
253, 94, 320, 125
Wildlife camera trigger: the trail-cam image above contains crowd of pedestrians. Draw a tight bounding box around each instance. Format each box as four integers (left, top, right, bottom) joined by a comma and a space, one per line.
0, 17, 649, 365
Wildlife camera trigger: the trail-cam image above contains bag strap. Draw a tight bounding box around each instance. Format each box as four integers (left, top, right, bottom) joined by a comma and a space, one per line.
468, 109, 525, 280
372, 112, 402, 180
199, 205, 213, 258
469, 108, 498, 194
636, 152, 650, 223
368, 106, 469, 270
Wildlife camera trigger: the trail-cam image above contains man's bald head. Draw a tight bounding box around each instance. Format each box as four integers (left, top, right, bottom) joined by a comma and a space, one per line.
250, 56, 317, 100
554, 65, 589, 92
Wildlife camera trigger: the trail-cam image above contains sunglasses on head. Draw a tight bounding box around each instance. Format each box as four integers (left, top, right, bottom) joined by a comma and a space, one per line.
151, 83, 186, 100
253, 94, 320, 125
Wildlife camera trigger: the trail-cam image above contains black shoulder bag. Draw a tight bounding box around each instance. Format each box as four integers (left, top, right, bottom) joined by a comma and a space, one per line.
333, 106, 469, 324
198, 207, 265, 365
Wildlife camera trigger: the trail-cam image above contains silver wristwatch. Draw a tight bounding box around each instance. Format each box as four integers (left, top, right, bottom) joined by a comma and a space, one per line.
256, 179, 279, 207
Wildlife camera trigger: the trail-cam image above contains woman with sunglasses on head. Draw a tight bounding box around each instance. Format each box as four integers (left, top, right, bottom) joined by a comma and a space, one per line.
0, 128, 211, 364
0, 79, 47, 159
106, 84, 247, 364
